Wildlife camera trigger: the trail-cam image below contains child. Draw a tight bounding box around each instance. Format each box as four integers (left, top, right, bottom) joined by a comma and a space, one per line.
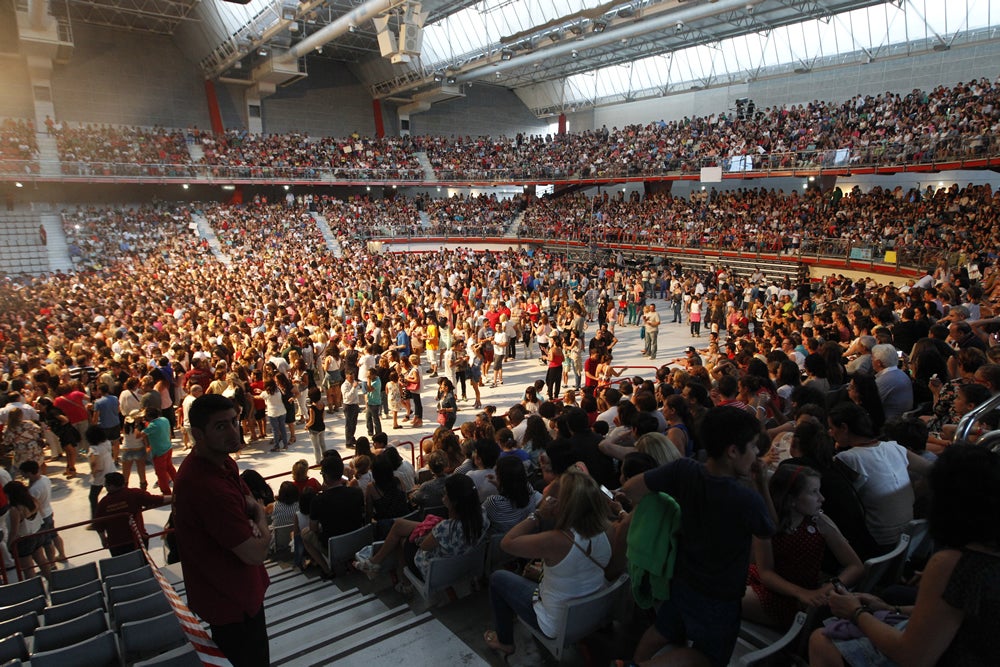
86, 425, 116, 519
296, 489, 329, 577
926, 383, 996, 454
348, 455, 373, 493
743, 465, 864, 628
386, 370, 403, 430
305, 386, 326, 465
271, 481, 299, 555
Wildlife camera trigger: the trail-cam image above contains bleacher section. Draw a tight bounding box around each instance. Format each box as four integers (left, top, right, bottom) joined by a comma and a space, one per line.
0, 212, 50, 275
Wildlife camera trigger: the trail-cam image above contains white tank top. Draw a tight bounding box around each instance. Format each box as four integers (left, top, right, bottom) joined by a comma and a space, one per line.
533, 529, 610, 638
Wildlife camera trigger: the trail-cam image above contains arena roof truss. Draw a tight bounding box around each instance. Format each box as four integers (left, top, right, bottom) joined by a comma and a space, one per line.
62, 0, 200, 34
107, 0, 1000, 115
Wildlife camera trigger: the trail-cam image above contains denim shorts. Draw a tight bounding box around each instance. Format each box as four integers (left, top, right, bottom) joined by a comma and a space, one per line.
655, 578, 742, 667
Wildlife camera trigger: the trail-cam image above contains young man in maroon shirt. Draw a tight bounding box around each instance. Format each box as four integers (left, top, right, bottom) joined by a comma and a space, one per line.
174, 394, 271, 667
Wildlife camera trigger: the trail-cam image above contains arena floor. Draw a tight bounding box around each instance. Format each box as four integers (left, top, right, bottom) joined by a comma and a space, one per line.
46, 294, 692, 570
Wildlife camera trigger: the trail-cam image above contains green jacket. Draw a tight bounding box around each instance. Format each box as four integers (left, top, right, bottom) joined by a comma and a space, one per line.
627, 491, 681, 608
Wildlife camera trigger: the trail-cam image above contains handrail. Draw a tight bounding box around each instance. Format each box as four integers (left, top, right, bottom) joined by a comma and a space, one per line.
8, 511, 137, 584
1, 134, 998, 184
954, 392, 1000, 443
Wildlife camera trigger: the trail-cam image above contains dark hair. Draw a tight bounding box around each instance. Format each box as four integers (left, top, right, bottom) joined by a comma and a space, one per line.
85, 424, 106, 447
354, 437, 373, 458
777, 360, 801, 388
928, 445, 1000, 549
699, 406, 762, 459
847, 373, 885, 433
188, 394, 236, 431
240, 469, 274, 505
882, 418, 929, 454
383, 445, 402, 469
321, 450, 345, 481
790, 384, 827, 410
633, 391, 656, 413
277, 481, 300, 505
444, 474, 484, 545
104, 471, 125, 489
495, 456, 531, 508
632, 413, 659, 437
4, 480, 34, 509
522, 415, 551, 451
716, 374, 738, 399
828, 402, 876, 438
472, 439, 501, 469
372, 453, 398, 492
622, 452, 658, 480
769, 465, 822, 531
18, 460, 39, 476
957, 382, 992, 408
299, 488, 316, 515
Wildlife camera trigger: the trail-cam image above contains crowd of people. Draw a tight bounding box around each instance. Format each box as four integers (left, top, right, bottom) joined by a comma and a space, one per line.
193, 129, 423, 180
517, 182, 999, 270
50, 122, 193, 177
1, 189, 1000, 663
60, 203, 207, 269
2, 75, 998, 185
0, 118, 39, 173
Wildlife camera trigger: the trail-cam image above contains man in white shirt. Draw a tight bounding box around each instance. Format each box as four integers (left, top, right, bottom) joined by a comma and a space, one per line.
181, 384, 204, 450
21, 460, 68, 563
466, 440, 500, 502
341, 370, 363, 448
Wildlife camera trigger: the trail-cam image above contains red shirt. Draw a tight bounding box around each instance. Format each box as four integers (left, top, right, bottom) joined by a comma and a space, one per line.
95, 487, 166, 548
173, 453, 269, 625
293, 477, 321, 495
54, 391, 89, 423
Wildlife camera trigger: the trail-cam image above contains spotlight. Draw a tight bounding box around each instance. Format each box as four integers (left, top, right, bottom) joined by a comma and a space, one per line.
446, 76, 456, 84
501, 49, 513, 61
433, 72, 443, 82
592, 19, 607, 32
182, 184, 189, 190
571, 49, 578, 58
283, 185, 290, 191
14, 182, 23, 188
675, 21, 684, 32
258, 47, 268, 56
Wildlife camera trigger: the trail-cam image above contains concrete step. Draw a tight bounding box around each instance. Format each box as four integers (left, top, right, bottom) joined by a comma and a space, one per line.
271, 601, 424, 666
503, 211, 526, 238
310, 212, 341, 257
413, 151, 438, 182
192, 212, 231, 265
331, 617, 488, 667
40, 212, 71, 273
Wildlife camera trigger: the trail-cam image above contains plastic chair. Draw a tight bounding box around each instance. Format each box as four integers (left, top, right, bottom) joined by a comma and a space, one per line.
327, 524, 374, 574
121, 611, 188, 664
48, 562, 99, 592
0, 579, 44, 608
517, 574, 629, 661
99, 550, 146, 580
856, 533, 911, 594
107, 577, 162, 608
0, 614, 37, 639
422, 505, 448, 518
0, 633, 28, 663
403, 540, 488, 605
30, 629, 120, 667
133, 643, 202, 667
0, 596, 46, 624
49, 578, 104, 606
486, 534, 515, 571
271, 524, 294, 555
103, 564, 154, 596
33, 608, 108, 653
112, 590, 172, 632
734, 611, 808, 666
43, 591, 105, 626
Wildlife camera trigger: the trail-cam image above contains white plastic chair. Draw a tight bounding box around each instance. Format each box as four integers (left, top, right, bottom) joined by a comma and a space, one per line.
328, 524, 375, 573
403, 540, 488, 605
518, 573, 630, 661
856, 533, 910, 594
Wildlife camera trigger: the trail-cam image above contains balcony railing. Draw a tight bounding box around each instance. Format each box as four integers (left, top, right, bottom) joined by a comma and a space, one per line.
2, 133, 998, 184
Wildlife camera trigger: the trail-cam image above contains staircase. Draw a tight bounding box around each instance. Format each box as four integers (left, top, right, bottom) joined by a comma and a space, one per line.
414, 151, 438, 182
503, 211, 525, 239
192, 212, 230, 265
310, 212, 341, 256
34, 133, 61, 178
40, 210, 73, 272
166, 561, 488, 667
418, 210, 431, 230
186, 134, 205, 165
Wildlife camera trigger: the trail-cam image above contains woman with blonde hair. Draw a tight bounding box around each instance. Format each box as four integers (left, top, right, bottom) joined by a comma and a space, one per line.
635, 432, 683, 467
484, 468, 616, 658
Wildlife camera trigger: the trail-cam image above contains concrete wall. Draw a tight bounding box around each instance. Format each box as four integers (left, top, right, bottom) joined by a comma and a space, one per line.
262, 60, 378, 136
0, 55, 34, 120
50, 24, 210, 128
407, 83, 549, 137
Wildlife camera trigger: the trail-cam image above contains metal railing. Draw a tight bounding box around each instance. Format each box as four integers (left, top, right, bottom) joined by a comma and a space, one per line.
1, 133, 998, 184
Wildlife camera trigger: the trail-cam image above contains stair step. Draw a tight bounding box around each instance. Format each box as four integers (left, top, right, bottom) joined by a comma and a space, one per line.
330, 616, 488, 667
270, 602, 418, 665
266, 587, 363, 627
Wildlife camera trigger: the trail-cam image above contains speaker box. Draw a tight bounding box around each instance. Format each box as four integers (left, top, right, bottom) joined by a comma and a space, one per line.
399, 23, 422, 54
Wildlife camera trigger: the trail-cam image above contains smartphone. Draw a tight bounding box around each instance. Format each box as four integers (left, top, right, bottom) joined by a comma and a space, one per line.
599, 484, 614, 500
